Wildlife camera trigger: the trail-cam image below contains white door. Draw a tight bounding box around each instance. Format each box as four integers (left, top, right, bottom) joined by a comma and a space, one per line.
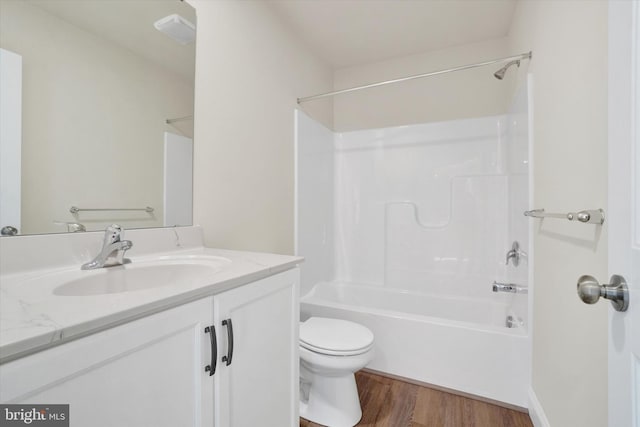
0, 48, 22, 234
608, 2, 640, 426
213, 269, 299, 427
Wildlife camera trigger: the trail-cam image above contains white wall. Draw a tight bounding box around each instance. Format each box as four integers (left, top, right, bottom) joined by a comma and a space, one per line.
508, 2, 608, 427
333, 37, 513, 132
188, 3, 512, 255
189, 0, 333, 255
190, 4, 609, 424
0, 1, 194, 234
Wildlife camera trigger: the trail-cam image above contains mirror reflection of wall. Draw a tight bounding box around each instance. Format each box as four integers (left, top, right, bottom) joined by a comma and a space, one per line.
0, 0, 196, 235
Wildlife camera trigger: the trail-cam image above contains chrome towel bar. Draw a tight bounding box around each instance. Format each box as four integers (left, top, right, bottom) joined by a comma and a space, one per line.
524, 208, 604, 225
70, 206, 154, 214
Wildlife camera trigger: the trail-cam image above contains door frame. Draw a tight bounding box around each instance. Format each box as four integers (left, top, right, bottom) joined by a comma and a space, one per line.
608, 1, 638, 426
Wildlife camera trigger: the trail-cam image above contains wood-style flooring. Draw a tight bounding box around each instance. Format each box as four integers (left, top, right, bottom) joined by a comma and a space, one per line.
300, 371, 533, 427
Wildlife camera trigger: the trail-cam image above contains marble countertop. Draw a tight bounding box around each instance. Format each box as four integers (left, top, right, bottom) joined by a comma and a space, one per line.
0, 245, 302, 363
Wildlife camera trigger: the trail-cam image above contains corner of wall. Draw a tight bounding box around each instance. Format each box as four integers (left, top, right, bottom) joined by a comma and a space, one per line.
190, 0, 333, 254
528, 387, 551, 427
507, 2, 609, 427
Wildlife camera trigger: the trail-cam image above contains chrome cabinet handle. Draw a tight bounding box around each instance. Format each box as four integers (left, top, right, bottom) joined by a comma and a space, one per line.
577, 274, 629, 312
204, 325, 217, 376
222, 319, 234, 366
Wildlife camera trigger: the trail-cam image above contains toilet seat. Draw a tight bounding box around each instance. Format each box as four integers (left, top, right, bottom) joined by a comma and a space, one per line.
300, 317, 374, 356
300, 341, 374, 357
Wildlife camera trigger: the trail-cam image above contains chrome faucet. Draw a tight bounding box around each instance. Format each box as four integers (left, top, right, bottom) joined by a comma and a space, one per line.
81, 224, 133, 270
492, 281, 528, 294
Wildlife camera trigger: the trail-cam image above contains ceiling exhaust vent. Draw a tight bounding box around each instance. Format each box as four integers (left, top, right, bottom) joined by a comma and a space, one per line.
154, 14, 195, 45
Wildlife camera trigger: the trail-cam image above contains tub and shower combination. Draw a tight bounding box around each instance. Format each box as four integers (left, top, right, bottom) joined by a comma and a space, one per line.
295, 83, 531, 408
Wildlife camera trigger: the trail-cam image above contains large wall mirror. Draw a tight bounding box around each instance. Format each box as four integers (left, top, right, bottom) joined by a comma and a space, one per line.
0, 0, 196, 236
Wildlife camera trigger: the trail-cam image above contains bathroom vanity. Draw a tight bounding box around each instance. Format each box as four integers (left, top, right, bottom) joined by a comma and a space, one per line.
0, 226, 301, 427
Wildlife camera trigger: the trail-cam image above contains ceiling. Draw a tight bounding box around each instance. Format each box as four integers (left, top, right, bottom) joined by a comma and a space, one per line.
268, 0, 517, 69
26, 0, 196, 82
25, 1, 517, 79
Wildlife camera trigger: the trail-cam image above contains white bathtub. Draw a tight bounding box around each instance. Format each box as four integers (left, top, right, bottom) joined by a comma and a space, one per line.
300, 281, 529, 408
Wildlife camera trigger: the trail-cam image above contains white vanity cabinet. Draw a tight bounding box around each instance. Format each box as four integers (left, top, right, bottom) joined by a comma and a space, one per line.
0, 296, 216, 426
0, 268, 299, 427
213, 268, 299, 427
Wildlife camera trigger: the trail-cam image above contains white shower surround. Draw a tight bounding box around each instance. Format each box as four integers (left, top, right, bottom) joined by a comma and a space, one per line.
295, 88, 530, 407
334, 116, 511, 296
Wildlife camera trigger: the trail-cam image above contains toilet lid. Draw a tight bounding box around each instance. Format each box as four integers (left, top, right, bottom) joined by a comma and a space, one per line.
300, 317, 374, 355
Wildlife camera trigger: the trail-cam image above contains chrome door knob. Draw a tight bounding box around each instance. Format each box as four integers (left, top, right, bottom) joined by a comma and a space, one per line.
577, 274, 629, 312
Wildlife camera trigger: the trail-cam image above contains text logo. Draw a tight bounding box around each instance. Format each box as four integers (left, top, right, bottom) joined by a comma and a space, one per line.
0, 405, 69, 426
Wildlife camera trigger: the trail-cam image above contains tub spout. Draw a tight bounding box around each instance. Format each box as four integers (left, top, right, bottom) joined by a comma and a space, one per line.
492, 281, 527, 294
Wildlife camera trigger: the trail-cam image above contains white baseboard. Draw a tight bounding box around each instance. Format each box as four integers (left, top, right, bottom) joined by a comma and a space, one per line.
528, 387, 550, 427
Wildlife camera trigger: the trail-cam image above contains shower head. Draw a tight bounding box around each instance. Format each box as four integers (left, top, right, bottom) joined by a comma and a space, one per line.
493, 60, 521, 80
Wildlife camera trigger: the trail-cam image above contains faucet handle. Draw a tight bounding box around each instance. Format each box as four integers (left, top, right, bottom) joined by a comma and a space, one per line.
505, 241, 527, 266
113, 240, 133, 266
104, 224, 123, 244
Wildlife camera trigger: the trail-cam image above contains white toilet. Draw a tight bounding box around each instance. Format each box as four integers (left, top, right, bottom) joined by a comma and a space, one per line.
299, 317, 375, 427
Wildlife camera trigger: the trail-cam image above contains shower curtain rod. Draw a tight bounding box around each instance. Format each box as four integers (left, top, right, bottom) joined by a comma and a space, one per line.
297, 51, 532, 104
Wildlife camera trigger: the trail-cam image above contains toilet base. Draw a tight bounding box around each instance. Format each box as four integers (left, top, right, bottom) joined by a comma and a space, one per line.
300, 367, 362, 427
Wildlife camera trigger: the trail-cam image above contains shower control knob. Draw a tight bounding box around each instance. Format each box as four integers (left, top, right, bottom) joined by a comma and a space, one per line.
1, 226, 18, 236
577, 274, 629, 312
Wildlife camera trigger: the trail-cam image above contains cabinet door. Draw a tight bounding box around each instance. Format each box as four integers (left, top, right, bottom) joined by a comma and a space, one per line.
214, 268, 299, 427
0, 297, 215, 427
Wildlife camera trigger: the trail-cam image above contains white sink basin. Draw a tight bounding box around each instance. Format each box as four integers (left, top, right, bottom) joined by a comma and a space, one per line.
53, 255, 231, 296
